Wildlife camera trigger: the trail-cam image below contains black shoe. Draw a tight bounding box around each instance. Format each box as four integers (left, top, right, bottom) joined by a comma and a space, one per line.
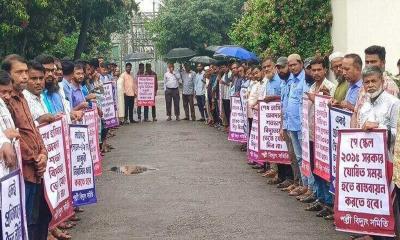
183, 117, 189, 120
130, 120, 138, 123
252, 165, 263, 169
153, 118, 158, 122
144, 119, 151, 122
316, 206, 333, 217
123, 120, 130, 125
305, 201, 323, 211
167, 116, 172, 121
176, 116, 180, 121
198, 118, 205, 122
277, 179, 293, 189
300, 194, 316, 203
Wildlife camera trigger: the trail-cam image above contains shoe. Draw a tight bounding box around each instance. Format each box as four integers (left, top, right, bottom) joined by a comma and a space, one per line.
305, 201, 324, 211
277, 179, 293, 189
153, 118, 158, 122
130, 120, 138, 123
296, 189, 313, 200
183, 117, 189, 120
289, 186, 307, 196
324, 213, 334, 220
300, 193, 316, 203
192, 118, 196, 121
252, 165, 263, 169
198, 118, 205, 122
316, 206, 333, 217
176, 116, 180, 121
144, 119, 151, 122
138, 118, 142, 123
262, 170, 277, 178
123, 120, 130, 125
247, 162, 256, 165
167, 116, 172, 121
267, 177, 282, 185
282, 183, 297, 192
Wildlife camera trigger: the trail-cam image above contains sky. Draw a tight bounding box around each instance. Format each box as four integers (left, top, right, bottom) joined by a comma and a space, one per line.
137, 0, 160, 13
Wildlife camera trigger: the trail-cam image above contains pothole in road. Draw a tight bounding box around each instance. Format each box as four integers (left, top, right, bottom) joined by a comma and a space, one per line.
109, 165, 157, 175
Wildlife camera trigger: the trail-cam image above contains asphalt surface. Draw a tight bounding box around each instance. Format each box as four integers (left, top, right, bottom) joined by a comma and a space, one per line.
71, 95, 347, 240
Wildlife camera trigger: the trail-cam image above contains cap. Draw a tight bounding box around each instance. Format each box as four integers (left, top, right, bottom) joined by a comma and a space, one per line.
276, 57, 288, 66
304, 57, 313, 69
288, 53, 302, 62
329, 52, 344, 62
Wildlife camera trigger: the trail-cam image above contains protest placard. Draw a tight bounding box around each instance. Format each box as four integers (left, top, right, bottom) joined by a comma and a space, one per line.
101, 81, 119, 128
137, 76, 156, 106
69, 125, 97, 206
228, 96, 247, 143
248, 108, 260, 164
334, 129, 395, 237
301, 96, 311, 177
1, 170, 25, 240
313, 94, 331, 181
83, 109, 102, 176
329, 107, 352, 194
39, 119, 74, 229
239, 88, 248, 135
258, 101, 290, 164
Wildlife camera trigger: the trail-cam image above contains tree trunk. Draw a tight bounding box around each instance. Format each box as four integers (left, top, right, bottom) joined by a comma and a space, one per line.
74, 7, 91, 60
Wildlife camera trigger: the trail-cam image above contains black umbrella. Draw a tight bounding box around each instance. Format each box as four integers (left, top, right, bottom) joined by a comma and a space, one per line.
165, 48, 196, 60
124, 52, 154, 62
189, 56, 217, 65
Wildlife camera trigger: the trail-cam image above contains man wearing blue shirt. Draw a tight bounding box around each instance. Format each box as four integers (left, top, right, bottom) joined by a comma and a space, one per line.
332, 54, 363, 112
285, 54, 310, 197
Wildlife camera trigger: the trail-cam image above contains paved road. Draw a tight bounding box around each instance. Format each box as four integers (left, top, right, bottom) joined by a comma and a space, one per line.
71, 96, 346, 240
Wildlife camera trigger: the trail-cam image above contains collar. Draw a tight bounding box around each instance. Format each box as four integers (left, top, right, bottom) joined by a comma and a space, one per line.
350, 79, 363, 88
294, 70, 305, 81
71, 82, 82, 91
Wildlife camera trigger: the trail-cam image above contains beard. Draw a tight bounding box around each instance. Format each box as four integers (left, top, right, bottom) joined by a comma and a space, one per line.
367, 86, 383, 99
278, 71, 290, 80
45, 80, 60, 94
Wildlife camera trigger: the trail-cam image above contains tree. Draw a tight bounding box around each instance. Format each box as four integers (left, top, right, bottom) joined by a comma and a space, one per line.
229, 0, 333, 58
147, 0, 245, 56
0, 0, 137, 60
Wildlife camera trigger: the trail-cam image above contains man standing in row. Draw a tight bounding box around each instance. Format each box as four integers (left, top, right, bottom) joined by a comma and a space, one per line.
123, 62, 137, 124
194, 63, 207, 121
164, 63, 181, 121
181, 63, 196, 121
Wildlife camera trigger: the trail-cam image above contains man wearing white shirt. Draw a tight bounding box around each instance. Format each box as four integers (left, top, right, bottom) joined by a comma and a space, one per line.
164, 63, 181, 121
194, 64, 207, 121
23, 61, 55, 125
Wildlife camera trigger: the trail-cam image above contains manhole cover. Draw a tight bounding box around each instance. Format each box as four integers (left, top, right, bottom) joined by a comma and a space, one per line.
110, 165, 156, 175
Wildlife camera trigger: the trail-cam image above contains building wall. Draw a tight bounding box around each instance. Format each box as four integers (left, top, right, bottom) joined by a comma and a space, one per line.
331, 0, 400, 74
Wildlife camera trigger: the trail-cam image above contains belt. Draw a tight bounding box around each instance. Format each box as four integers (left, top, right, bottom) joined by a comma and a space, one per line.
166, 87, 178, 90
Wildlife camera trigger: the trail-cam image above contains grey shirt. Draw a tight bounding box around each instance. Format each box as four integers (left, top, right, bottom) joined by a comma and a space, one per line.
181, 70, 195, 95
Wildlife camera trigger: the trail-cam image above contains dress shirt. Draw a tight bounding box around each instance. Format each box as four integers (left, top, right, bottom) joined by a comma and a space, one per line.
344, 79, 362, 106
181, 70, 195, 95
22, 90, 48, 122
247, 81, 261, 118
6, 90, 47, 183
62, 78, 72, 101
233, 77, 244, 95
266, 73, 282, 96
221, 72, 232, 100
194, 71, 205, 96
280, 76, 292, 130
70, 83, 86, 109
123, 72, 136, 97
287, 70, 306, 131
0, 98, 15, 178
163, 71, 181, 90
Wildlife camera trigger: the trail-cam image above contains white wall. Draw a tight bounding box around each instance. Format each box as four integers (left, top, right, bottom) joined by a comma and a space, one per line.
331, 0, 400, 74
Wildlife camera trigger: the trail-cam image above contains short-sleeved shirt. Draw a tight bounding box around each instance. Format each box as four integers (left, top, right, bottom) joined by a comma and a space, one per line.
344, 79, 363, 106
70, 84, 86, 109
181, 70, 196, 95
287, 70, 306, 131
194, 71, 205, 96
280, 76, 292, 130
62, 78, 72, 101
266, 73, 282, 96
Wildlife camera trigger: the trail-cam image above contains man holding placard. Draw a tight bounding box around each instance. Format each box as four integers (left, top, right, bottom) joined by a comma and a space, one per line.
304, 57, 336, 218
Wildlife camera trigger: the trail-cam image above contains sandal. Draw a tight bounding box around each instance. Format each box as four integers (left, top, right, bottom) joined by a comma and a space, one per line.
51, 228, 72, 240
58, 222, 74, 230
48, 231, 58, 240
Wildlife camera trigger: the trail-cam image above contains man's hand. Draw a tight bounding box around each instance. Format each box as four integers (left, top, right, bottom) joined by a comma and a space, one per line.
305, 92, 315, 102
71, 110, 84, 121
35, 153, 47, 177
75, 101, 89, 111
0, 143, 16, 168
3, 128, 20, 140
362, 121, 379, 131
37, 114, 56, 124
86, 93, 96, 101
319, 86, 330, 96
339, 100, 353, 111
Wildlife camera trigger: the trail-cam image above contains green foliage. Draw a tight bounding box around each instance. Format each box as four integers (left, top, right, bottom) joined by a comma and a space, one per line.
229, 0, 333, 59
0, 0, 137, 59
147, 0, 245, 56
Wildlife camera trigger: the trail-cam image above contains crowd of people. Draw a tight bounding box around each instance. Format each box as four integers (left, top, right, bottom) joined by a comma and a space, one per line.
158, 45, 400, 239
0, 53, 127, 240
